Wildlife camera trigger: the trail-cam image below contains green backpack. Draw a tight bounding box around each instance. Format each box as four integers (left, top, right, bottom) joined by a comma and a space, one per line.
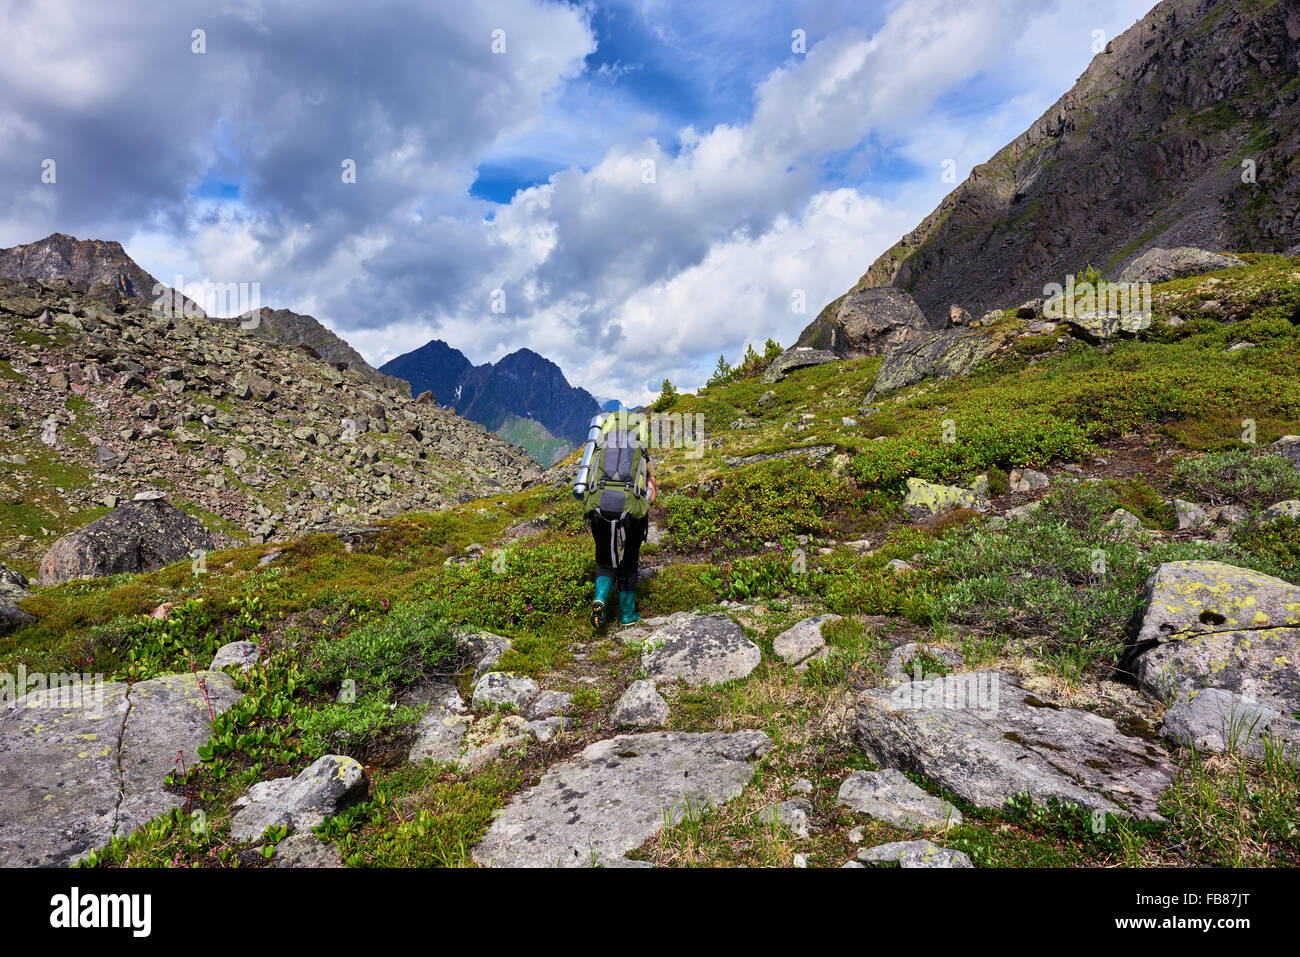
582, 413, 651, 521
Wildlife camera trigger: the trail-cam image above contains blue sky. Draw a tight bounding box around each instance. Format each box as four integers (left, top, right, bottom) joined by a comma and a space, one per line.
0, 0, 1158, 403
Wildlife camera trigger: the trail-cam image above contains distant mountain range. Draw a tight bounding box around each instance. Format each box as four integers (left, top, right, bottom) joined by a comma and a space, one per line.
380, 341, 601, 453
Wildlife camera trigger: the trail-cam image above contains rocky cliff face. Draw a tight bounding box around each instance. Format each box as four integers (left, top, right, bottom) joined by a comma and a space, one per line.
835, 0, 1300, 325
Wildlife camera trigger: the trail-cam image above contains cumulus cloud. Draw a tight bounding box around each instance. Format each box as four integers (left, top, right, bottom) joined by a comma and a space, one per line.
0, 0, 1157, 404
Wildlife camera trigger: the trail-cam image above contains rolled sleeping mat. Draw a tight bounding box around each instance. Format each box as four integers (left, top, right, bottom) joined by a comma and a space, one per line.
572, 413, 609, 500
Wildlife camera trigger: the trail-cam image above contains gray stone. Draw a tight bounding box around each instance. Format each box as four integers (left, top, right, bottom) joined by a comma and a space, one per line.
408, 684, 470, 764
772, 615, 840, 667
471, 730, 771, 867
759, 798, 812, 838
0, 670, 242, 867
902, 478, 987, 520
1065, 311, 1151, 344
1125, 561, 1300, 712
885, 642, 964, 683
761, 347, 839, 384
611, 680, 671, 727
272, 832, 344, 868
0, 565, 34, 635
858, 840, 973, 868
230, 754, 368, 841
1009, 468, 1050, 492
456, 630, 512, 679
837, 769, 963, 829
1116, 247, 1245, 284
1173, 499, 1208, 530
457, 735, 528, 771
1263, 500, 1300, 522
471, 672, 539, 711
1160, 689, 1300, 762
524, 716, 573, 743
210, 640, 260, 672
867, 327, 1004, 397
38, 498, 214, 586
801, 287, 935, 360
642, 614, 761, 687
526, 690, 574, 720
855, 672, 1175, 820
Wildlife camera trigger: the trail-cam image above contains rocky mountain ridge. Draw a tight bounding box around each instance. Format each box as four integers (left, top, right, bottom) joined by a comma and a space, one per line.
823, 0, 1300, 327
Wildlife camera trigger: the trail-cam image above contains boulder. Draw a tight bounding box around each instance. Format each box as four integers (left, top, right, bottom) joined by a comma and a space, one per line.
837, 769, 963, 828
38, 498, 214, 586
610, 680, 670, 727
1263, 500, 1300, 522
525, 690, 573, 721
272, 832, 345, 868
1009, 468, 1050, 492
471, 730, 771, 867
1124, 561, 1300, 711
867, 327, 1004, 398
857, 840, 973, 868
772, 614, 841, 668
760, 347, 839, 384
641, 614, 762, 687
855, 672, 1175, 820
0, 565, 34, 635
1116, 247, 1245, 284
1263, 435, 1300, 471
1160, 689, 1300, 762
1173, 499, 1208, 530
210, 641, 260, 672
0, 670, 241, 867
408, 683, 470, 763
798, 287, 935, 359
229, 755, 368, 842
902, 478, 988, 520
1064, 311, 1151, 344
471, 672, 539, 711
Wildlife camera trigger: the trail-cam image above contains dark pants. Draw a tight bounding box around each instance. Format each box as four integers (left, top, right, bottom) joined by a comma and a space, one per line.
591, 513, 648, 591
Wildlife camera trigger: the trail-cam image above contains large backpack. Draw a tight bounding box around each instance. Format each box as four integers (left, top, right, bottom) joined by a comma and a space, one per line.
582, 413, 651, 522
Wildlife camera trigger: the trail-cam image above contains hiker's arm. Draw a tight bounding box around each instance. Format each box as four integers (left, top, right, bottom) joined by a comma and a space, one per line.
647, 457, 658, 503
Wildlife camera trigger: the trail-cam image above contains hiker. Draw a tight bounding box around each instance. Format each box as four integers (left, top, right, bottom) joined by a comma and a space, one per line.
574, 411, 657, 627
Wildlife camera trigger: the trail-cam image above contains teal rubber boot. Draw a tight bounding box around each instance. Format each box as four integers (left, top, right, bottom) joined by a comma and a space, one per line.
619, 590, 641, 625
591, 576, 614, 629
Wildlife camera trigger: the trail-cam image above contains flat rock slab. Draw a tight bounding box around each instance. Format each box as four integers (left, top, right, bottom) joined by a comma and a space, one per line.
0, 670, 241, 867
472, 730, 771, 867
837, 769, 963, 829
858, 840, 973, 868
408, 684, 470, 764
855, 672, 1175, 820
642, 615, 761, 687
773, 615, 840, 667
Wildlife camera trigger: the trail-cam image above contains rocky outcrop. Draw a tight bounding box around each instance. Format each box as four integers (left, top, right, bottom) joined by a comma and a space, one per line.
833, 0, 1300, 325
0, 670, 241, 867
1115, 247, 1245, 284
641, 614, 762, 687
471, 730, 771, 867
866, 327, 1007, 398
38, 496, 215, 586
855, 672, 1176, 820
760, 347, 839, 384
1124, 561, 1300, 712
796, 287, 937, 359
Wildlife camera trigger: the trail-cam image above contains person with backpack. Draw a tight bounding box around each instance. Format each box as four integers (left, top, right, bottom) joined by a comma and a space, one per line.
573, 411, 657, 628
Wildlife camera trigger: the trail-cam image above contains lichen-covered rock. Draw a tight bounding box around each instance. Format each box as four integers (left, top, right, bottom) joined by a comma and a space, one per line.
1116, 247, 1244, 284
641, 615, 762, 687
798, 287, 936, 360
408, 684, 471, 764
0, 670, 241, 867
902, 478, 988, 520
837, 770, 963, 829
1160, 688, 1300, 761
1263, 500, 1300, 522
858, 840, 973, 868
1135, 627, 1300, 713
456, 630, 513, 679
38, 498, 214, 585
471, 672, 539, 711
867, 327, 1004, 397
1064, 311, 1151, 344
526, 690, 574, 721
772, 615, 841, 667
760, 347, 839, 384
229, 755, 368, 842
0, 564, 34, 635
272, 831, 344, 868
855, 672, 1174, 820
210, 641, 260, 672
472, 730, 771, 867
611, 680, 670, 727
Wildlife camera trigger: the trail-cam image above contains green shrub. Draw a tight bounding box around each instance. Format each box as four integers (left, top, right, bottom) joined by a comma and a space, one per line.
1174, 449, 1300, 507
298, 691, 424, 761
662, 459, 850, 550
1234, 517, 1300, 578
309, 598, 459, 692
